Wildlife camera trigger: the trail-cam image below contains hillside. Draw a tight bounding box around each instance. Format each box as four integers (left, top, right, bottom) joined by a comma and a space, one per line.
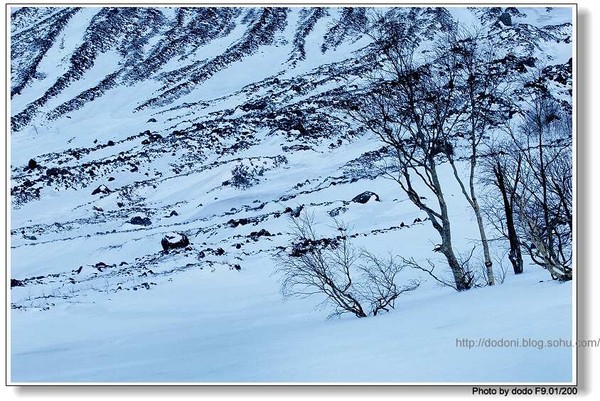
9, 6, 574, 383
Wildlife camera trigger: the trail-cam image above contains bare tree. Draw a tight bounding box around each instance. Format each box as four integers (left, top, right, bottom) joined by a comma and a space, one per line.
510, 88, 572, 281
350, 25, 478, 290
443, 33, 517, 286
275, 213, 420, 318
489, 149, 524, 275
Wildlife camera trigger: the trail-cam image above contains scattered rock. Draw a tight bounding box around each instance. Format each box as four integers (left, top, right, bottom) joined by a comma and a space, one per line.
288, 205, 304, 218
11, 279, 25, 288
94, 262, 113, 271
161, 233, 190, 252
129, 216, 152, 226
328, 206, 348, 217
351, 191, 380, 204
21, 230, 37, 241
46, 167, 69, 177
92, 185, 111, 195
249, 229, 272, 239
227, 217, 249, 228
290, 237, 339, 257
498, 12, 512, 26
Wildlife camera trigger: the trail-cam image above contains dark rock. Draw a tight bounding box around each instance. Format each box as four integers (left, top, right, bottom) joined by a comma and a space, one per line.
329, 206, 348, 217
47, 167, 68, 177
11, 278, 25, 288
94, 262, 112, 271
161, 232, 190, 252
147, 118, 157, 123
282, 144, 313, 152
91, 185, 111, 195
106, 140, 115, 146
289, 205, 303, 218
290, 237, 339, 257
240, 100, 267, 112
27, 159, 38, 170
215, 247, 225, 256
198, 251, 206, 258
227, 218, 249, 228
129, 216, 152, 226
232, 264, 241, 271
92, 206, 104, 212
351, 191, 380, 204
250, 229, 272, 239
498, 12, 512, 26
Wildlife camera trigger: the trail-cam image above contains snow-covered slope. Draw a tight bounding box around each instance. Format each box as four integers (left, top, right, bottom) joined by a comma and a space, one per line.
9, 6, 574, 383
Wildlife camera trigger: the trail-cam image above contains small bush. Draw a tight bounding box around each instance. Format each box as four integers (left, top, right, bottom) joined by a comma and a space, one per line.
230, 164, 262, 189
275, 212, 420, 319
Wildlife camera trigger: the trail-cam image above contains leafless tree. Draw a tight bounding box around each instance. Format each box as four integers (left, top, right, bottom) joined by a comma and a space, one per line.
275, 213, 420, 318
350, 25, 478, 290
482, 141, 524, 275
511, 88, 572, 281
443, 32, 518, 286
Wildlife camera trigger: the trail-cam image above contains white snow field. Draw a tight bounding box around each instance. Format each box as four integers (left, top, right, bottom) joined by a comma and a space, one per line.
11, 262, 572, 383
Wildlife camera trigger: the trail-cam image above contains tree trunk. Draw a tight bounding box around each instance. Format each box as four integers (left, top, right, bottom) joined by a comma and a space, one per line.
430, 162, 471, 291
493, 161, 523, 274
474, 199, 495, 284
470, 154, 494, 285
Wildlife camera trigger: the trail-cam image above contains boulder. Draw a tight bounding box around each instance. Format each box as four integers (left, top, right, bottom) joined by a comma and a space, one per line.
129, 216, 152, 226
351, 191, 380, 204
11, 279, 25, 288
161, 233, 190, 252
249, 229, 272, 239
91, 185, 111, 195
498, 12, 512, 26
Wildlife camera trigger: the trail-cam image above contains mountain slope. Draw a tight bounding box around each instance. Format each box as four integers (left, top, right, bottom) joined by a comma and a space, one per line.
9, 6, 574, 383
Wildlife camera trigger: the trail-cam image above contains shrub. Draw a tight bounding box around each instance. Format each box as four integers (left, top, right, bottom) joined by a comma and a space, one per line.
275, 212, 420, 318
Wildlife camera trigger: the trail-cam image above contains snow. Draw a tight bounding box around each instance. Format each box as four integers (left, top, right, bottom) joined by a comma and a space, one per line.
9, 139, 575, 382
8, 5, 575, 385
11, 265, 572, 383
